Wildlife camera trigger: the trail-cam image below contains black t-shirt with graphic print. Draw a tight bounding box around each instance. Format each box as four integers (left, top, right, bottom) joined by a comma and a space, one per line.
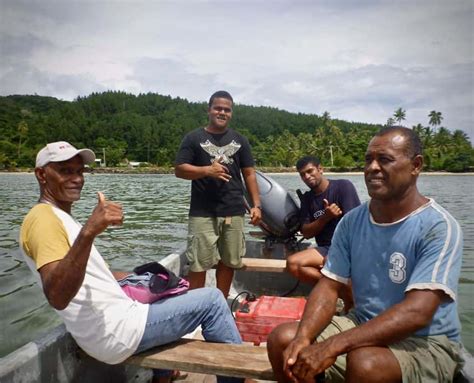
299, 179, 361, 247
175, 127, 255, 217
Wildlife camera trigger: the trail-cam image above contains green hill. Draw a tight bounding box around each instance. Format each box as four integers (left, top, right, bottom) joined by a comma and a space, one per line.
0, 92, 472, 171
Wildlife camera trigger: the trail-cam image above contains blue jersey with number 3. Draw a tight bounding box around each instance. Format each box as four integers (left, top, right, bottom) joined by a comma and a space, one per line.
322, 199, 463, 342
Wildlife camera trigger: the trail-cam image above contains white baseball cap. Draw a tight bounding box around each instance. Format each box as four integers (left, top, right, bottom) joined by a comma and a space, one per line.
35, 141, 96, 167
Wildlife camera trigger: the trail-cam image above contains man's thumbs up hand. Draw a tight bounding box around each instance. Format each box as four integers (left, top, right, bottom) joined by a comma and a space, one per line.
82, 192, 123, 238
97, 191, 106, 205
323, 198, 342, 219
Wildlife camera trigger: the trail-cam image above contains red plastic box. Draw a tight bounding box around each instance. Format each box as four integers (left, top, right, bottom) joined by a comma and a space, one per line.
235, 295, 306, 345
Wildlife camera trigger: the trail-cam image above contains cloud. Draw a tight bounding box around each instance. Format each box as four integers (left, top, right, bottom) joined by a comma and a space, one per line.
0, 0, 472, 139
0, 33, 54, 63
224, 60, 473, 139
0, 62, 106, 100
129, 57, 217, 102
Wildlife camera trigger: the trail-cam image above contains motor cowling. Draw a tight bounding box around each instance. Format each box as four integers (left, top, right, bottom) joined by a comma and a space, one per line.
245, 171, 301, 239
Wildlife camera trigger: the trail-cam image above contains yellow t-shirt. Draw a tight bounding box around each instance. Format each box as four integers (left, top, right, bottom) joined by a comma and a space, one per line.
20, 203, 70, 269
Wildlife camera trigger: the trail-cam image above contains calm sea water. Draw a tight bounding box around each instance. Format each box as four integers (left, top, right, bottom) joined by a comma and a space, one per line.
0, 173, 473, 357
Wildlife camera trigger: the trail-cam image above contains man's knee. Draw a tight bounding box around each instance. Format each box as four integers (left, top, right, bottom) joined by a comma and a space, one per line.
190, 287, 226, 306
347, 348, 378, 375
286, 253, 301, 274
346, 347, 401, 383
267, 322, 298, 354
204, 287, 226, 301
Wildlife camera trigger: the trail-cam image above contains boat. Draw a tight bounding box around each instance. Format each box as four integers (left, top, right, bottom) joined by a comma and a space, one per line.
0, 239, 308, 383
1, 173, 473, 382
1, 239, 473, 382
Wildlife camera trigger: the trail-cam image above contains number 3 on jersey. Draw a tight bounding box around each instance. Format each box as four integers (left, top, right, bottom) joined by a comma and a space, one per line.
389, 252, 407, 283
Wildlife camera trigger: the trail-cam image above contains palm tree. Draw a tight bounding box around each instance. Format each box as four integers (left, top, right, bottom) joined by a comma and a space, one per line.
321, 111, 332, 133
412, 123, 425, 139
451, 129, 470, 145
393, 108, 406, 126
17, 121, 28, 158
428, 110, 443, 133
322, 111, 331, 123
386, 117, 395, 127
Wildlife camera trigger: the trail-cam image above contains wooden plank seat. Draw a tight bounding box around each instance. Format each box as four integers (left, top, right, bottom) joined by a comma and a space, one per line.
125, 338, 275, 380
240, 258, 287, 273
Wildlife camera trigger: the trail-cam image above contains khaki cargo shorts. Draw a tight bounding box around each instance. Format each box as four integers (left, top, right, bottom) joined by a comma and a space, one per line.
316, 313, 462, 383
186, 216, 245, 272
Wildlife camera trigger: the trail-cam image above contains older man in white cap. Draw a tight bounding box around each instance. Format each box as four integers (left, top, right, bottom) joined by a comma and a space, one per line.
20, 141, 244, 383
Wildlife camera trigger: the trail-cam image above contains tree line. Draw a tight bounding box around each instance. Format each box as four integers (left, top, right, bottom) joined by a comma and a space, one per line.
0, 92, 472, 172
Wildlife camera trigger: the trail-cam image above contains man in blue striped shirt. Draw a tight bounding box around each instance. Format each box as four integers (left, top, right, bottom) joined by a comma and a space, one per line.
267, 127, 464, 383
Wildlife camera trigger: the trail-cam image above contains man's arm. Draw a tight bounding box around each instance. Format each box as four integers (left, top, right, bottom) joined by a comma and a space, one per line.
295, 276, 341, 339
39, 192, 123, 310
300, 199, 341, 239
290, 288, 445, 380
241, 167, 261, 225
283, 276, 341, 380
326, 289, 443, 351
175, 161, 232, 182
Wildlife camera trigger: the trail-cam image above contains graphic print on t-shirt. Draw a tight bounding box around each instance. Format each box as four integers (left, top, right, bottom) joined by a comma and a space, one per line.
313, 209, 325, 219
200, 140, 241, 164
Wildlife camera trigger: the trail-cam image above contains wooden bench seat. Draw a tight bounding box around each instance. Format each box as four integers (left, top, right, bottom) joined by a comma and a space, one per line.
126, 258, 287, 379
240, 258, 287, 273
125, 339, 275, 380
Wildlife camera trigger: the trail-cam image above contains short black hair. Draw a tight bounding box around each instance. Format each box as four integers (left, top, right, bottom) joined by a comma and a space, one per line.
208, 90, 233, 108
375, 126, 423, 157
296, 156, 321, 171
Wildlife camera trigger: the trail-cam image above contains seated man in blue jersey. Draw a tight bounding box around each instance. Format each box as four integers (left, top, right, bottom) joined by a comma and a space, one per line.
267, 127, 464, 382
286, 156, 360, 310
20, 141, 243, 383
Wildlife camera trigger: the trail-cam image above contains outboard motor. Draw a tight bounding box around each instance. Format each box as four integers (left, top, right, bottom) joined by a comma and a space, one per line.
245, 171, 301, 246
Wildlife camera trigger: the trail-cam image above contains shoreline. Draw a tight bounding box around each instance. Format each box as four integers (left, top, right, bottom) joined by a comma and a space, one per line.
1, 168, 474, 176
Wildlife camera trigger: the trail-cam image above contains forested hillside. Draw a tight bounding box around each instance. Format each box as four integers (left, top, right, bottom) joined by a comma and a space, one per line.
1, 92, 472, 171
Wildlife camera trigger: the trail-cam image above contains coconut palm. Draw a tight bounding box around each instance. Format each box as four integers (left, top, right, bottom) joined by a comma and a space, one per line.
386, 117, 395, 127
412, 123, 425, 141
452, 129, 470, 145
17, 121, 28, 158
393, 108, 406, 126
428, 110, 443, 133
322, 111, 331, 123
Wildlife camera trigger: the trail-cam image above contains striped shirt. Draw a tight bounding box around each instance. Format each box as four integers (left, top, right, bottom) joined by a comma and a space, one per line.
323, 199, 463, 341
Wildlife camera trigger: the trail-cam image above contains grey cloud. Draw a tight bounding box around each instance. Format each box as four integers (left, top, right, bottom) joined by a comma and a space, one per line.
235, 61, 473, 135
0, 1, 471, 140
0, 62, 106, 100
2, 0, 96, 25
0, 33, 55, 64
130, 57, 231, 103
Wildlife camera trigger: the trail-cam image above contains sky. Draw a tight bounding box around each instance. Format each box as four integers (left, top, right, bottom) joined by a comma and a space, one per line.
1, 0, 473, 140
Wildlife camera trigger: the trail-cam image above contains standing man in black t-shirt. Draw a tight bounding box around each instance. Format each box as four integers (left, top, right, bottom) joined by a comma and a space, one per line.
175, 90, 262, 298
287, 156, 360, 307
